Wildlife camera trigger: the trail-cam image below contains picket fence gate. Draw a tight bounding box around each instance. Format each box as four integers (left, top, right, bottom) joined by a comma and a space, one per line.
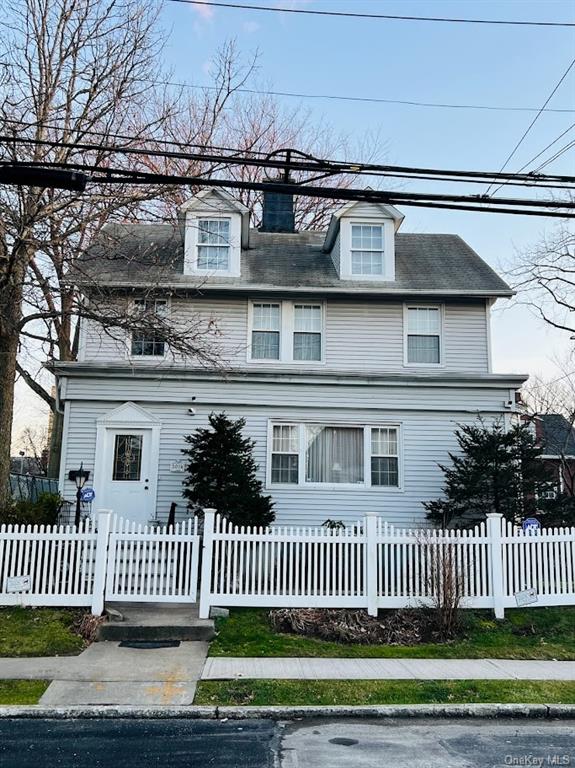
0, 509, 574, 619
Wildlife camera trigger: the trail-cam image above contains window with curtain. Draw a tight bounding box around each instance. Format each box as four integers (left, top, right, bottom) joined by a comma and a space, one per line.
131, 299, 168, 357
305, 425, 364, 484
351, 224, 384, 276
270, 424, 299, 483
406, 306, 441, 364
293, 304, 322, 361
197, 218, 231, 271
270, 422, 401, 487
371, 427, 399, 486
252, 303, 281, 359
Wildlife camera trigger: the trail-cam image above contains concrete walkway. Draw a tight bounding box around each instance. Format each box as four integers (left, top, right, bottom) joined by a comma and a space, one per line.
202, 657, 575, 681
0, 642, 208, 706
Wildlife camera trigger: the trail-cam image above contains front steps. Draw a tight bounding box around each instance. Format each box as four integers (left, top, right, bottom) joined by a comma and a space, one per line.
97, 602, 216, 642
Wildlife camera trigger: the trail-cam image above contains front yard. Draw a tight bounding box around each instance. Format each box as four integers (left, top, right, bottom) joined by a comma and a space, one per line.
208, 606, 575, 661
197, 606, 575, 706
0, 607, 86, 657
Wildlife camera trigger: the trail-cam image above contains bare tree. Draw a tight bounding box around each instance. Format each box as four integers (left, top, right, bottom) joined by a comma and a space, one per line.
522, 365, 575, 495
512, 221, 575, 336
0, 0, 238, 507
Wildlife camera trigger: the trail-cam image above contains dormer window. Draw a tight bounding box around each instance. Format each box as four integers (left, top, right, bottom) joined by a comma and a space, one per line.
182, 188, 248, 277
197, 218, 231, 271
351, 224, 384, 276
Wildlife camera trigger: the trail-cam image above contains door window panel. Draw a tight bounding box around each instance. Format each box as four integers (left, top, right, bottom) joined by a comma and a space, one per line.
112, 434, 143, 481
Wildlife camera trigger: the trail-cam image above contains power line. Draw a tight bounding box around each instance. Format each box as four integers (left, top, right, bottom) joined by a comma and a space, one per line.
532, 139, 575, 173
4, 133, 575, 188
3, 160, 575, 218
145, 79, 575, 114
486, 56, 575, 195
167, 0, 575, 28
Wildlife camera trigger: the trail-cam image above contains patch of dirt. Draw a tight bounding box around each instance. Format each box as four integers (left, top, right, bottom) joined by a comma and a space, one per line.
268, 607, 447, 646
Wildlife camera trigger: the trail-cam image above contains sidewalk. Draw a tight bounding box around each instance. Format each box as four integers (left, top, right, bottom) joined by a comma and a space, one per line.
0, 642, 208, 706
201, 657, 575, 681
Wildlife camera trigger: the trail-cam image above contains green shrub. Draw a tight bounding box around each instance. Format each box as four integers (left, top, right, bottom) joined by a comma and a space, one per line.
1, 492, 62, 526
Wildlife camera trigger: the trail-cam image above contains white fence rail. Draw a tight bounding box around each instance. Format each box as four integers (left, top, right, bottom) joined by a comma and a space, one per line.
0, 509, 573, 619
198, 510, 575, 619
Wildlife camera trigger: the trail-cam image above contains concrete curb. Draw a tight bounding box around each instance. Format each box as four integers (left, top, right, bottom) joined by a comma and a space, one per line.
0, 704, 574, 720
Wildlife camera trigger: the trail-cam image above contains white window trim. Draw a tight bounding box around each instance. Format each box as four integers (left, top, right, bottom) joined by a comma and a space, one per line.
266, 420, 403, 491
184, 212, 241, 277
126, 297, 171, 361
247, 300, 326, 365
339, 218, 395, 281
403, 303, 445, 368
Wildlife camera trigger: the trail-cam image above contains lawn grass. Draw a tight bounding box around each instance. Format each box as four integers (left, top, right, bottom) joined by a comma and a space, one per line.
194, 679, 575, 707
0, 607, 85, 657
210, 607, 575, 660
0, 680, 49, 705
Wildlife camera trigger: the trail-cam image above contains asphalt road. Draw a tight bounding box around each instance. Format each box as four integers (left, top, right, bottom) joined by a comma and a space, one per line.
0, 717, 574, 768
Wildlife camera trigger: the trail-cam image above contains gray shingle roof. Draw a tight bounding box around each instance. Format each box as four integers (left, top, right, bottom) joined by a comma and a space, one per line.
78, 223, 513, 297
539, 414, 575, 456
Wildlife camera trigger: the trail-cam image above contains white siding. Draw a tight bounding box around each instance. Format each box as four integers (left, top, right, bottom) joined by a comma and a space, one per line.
60, 374, 511, 528
81, 296, 489, 374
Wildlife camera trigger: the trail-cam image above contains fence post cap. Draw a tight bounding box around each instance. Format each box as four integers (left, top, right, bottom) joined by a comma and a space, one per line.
486, 512, 504, 518
364, 511, 379, 517
203, 508, 217, 514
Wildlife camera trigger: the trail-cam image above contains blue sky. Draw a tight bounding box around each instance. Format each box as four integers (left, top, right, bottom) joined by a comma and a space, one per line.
161, 0, 575, 377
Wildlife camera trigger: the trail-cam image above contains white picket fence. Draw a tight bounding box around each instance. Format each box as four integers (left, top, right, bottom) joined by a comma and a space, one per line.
198, 510, 575, 619
0, 509, 574, 619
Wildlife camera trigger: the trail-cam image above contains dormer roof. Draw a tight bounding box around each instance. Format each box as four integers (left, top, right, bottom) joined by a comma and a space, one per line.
323, 200, 405, 253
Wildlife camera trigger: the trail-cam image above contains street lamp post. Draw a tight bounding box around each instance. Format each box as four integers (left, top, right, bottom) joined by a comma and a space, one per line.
68, 463, 90, 527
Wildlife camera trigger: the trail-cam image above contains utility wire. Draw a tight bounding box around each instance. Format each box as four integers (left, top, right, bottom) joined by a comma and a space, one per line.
4, 133, 575, 187
486, 56, 575, 195
4, 160, 575, 216
144, 79, 575, 114
532, 139, 575, 173
167, 0, 575, 28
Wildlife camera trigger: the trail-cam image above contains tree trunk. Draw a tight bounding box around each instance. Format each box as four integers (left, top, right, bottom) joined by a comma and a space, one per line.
0, 242, 28, 511
0, 276, 24, 510
47, 408, 63, 480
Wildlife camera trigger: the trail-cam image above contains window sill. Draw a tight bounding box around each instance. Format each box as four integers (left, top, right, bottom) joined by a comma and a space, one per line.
267, 483, 404, 492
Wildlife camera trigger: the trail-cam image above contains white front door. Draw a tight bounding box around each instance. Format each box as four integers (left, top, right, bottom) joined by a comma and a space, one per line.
100, 428, 155, 524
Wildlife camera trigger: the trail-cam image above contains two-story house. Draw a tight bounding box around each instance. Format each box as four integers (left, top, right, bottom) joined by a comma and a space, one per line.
53, 187, 526, 527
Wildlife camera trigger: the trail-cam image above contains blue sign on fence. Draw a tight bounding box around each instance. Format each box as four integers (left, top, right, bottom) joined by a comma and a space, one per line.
80, 487, 95, 503
522, 517, 540, 532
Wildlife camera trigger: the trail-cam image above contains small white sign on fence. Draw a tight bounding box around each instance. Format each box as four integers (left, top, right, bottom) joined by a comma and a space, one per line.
5, 575, 31, 593
514, 587, 538, 607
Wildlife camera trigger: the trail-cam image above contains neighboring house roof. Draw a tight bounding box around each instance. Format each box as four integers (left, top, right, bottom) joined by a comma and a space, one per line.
539, 414, 575, 456
77, 223, 514, 297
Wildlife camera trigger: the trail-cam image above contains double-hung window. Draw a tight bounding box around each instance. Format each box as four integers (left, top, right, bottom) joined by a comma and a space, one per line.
270, 425, 299, 484
351, 224, 384, 276
251, 303, 281, 360
405, 306, 442, 365
371, 427, 399, 487
293, 304, 322, 361
131, 299, 168, 357
197, 218, 231, 271
250, 301, 323, 362
269, 422, 400, 488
